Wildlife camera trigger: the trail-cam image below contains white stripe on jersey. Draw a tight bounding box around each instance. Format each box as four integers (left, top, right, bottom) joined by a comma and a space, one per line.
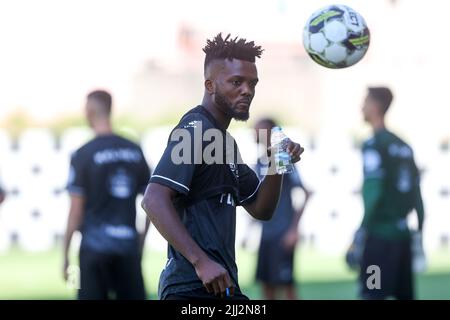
151, 175, 190, 192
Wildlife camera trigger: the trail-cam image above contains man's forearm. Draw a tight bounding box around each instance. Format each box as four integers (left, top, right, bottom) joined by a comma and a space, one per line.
63, 229, 74, 260
63, 196, 84, 260
289, 188, 310, 230
143, 191, 208, 266
245, 174, 283, 220
290, 206, 305, 231
415, 185, 425, 231
63, 216, 79, 260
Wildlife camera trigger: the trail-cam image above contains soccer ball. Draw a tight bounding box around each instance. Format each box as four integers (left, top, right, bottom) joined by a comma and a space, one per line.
303, 4, 370, 69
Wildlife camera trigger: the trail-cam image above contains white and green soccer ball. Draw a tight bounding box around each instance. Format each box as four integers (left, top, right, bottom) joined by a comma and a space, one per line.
303, 4, 370, 69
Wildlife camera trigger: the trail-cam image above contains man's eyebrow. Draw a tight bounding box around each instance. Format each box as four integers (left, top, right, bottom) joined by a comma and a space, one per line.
228, 75, 259, 82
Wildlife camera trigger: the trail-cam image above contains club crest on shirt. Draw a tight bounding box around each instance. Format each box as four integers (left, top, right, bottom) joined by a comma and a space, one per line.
183, 120, 200, 129
109, 168, 132, 199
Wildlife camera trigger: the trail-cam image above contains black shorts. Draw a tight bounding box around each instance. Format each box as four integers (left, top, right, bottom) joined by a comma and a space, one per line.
165, 287, 249, 300
78, 246, 146, 300
359, 233, 413, 300
255, 237, 295, 286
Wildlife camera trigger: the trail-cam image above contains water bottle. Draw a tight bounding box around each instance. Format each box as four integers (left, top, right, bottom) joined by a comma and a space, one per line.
270, 126, 294, 174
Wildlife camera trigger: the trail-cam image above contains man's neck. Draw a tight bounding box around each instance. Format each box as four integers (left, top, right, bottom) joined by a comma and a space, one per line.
93, 122, 113, 136
371, 118, 386, 133
201, 96, 231, 130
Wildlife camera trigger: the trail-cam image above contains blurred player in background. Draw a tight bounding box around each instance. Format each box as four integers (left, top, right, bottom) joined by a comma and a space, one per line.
141, 34, 305, 300
348, 87, 425, 300
0, 181, 5, 205
63, 90, 151, 300
253, 118, 310, 300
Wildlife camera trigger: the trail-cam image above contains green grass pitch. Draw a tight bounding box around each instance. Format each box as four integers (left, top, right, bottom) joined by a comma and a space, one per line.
0, 247, 449, 299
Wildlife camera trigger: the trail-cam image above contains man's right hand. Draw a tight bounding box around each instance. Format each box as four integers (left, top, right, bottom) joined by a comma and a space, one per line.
194, 257, 234, 298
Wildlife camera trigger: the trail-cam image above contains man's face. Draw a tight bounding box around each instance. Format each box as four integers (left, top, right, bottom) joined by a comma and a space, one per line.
208, 59, 259, 121
362, 94, 380, 123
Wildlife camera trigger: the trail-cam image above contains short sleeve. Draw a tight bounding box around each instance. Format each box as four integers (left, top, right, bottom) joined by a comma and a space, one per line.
149, 116, 203, 195
237, 164, 260, 205
67, 150, 86, 196
363, 145, 385, 180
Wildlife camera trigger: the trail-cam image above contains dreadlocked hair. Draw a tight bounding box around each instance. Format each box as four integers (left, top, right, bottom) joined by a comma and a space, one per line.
202, 33, 263, 70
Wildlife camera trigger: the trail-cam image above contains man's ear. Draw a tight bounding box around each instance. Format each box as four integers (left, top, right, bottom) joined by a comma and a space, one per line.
205, 79, 214, 95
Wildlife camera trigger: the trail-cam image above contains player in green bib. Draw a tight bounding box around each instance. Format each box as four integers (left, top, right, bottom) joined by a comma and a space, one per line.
348, 87, 425, 300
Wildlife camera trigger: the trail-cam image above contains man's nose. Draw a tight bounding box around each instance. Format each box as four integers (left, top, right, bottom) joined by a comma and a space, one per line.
241, 83, 253, 97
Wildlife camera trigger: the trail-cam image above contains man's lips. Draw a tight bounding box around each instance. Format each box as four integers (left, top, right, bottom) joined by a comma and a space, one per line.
237, 100, 251, 107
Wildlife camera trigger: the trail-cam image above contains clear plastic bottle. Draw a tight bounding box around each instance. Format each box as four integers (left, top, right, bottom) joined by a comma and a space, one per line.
270, 126, 294, 174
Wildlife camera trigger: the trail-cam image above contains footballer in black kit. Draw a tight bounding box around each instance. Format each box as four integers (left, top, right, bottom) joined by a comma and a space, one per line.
142, 34, 305, 300
63, 90, 151, 300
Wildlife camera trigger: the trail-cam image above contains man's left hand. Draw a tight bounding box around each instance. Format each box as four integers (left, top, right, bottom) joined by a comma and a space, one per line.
286, 140, 304, 164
